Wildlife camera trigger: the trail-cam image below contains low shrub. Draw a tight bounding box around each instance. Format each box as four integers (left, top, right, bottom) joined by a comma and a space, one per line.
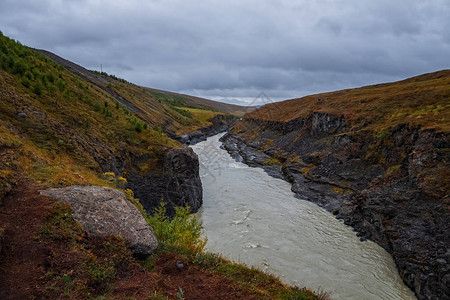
146, 203, 207, 253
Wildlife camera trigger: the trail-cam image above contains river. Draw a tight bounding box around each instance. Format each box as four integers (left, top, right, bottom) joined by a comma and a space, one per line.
192, 134, 416, 300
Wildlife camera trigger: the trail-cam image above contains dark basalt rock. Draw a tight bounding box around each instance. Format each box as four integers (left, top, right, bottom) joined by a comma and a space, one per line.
126, 147, 203, 217
222, 114, 450, 300
170, 114, 238, 145
163, 147, 203, 214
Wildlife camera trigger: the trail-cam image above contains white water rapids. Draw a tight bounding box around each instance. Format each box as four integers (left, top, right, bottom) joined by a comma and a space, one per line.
192, 134, 416, 300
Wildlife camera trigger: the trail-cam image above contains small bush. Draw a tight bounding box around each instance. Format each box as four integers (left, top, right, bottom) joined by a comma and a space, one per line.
146, 203, 207, 253
12, 59, 27, 75
32, 81, 43, 95
194, 252, 221, 269
82, 256, 116, 292
56, 79, 66, 91
21, 77, 31, 88
93, 102, 101, 112
127, 116, 146, 132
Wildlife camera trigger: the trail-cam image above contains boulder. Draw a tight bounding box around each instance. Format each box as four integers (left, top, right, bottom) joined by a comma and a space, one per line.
40, 186, 158, 258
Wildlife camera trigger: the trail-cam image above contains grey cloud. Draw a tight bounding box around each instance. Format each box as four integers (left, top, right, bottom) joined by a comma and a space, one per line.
1, 0, 449, 103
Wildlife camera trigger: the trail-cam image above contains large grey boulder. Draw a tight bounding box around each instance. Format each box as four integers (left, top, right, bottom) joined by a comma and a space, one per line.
40, 186, 158, 257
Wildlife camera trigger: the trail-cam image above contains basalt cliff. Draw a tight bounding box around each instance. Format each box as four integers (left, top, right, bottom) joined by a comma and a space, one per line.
222, 70, 450, 300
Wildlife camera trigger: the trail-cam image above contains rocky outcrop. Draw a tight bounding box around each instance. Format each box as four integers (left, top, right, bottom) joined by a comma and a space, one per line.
163, 147, 203, 213
127, 147, 203, 217
40, 186, 158, 258
223, 114, 449, 300
170, 114, 238, 145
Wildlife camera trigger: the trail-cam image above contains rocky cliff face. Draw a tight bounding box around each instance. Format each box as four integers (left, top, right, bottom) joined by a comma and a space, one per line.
170, 114, 239, 145
223, 113, 449, 300
162, 147, 203, 213
126, 147, 203, 217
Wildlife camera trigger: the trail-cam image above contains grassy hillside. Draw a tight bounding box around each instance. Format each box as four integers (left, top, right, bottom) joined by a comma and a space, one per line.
243, 70, 450, 132
0, 32, 179, 194
0, 31, 249, 195
34, 48, 250, 135
0, 32, 325, 299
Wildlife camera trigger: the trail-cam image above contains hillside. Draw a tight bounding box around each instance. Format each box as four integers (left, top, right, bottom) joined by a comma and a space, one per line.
0, 33, 324, 299
243, 70, 450, 132
34, 49, 250, 135
0, 31, 251, 214
223, 71, 450, 300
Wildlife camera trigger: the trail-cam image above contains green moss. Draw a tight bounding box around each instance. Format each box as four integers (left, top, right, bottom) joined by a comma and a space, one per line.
40, 202, 84, 243
262, 157, 281, 166
386, 164, 402, 176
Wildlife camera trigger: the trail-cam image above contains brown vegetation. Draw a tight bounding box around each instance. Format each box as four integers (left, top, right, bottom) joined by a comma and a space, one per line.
242, 70, 450, 132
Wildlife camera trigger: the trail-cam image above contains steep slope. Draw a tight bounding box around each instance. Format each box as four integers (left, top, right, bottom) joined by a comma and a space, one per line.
34, 48, 250, 135
222, 70, 450, 300
0, 34, 196, 216
0, 32, 252, 216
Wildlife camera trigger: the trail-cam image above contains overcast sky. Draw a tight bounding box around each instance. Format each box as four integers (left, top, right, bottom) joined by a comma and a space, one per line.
1, 0, 449, 105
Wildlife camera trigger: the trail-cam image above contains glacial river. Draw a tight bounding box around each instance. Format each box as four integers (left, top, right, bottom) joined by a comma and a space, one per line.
192, 134, 416, 300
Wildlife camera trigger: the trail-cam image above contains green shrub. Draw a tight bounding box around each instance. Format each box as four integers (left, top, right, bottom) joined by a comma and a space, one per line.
32, 81, 43, 95
12, 59, 27, 75
170, 106, 192, 118
194, 252, 221, 269
21, 77, 31, 88
146, 203, 207, 253
93, 102, 101, 112
82, 258, 116, 290
127, 116, 146, 132
56, 79, 66, 91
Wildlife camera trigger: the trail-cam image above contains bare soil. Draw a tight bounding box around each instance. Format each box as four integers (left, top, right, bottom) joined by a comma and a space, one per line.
0, 180, 258, 299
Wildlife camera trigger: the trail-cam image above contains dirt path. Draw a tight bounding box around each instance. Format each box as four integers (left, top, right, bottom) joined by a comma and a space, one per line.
0, 179, 52, 299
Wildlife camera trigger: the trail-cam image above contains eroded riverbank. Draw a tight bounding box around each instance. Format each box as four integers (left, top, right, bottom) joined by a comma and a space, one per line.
193, 134, 416, 300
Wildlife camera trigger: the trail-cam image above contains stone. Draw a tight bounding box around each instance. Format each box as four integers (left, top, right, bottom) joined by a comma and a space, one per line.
16, 112, 27, 118
40, 186, 158, 258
